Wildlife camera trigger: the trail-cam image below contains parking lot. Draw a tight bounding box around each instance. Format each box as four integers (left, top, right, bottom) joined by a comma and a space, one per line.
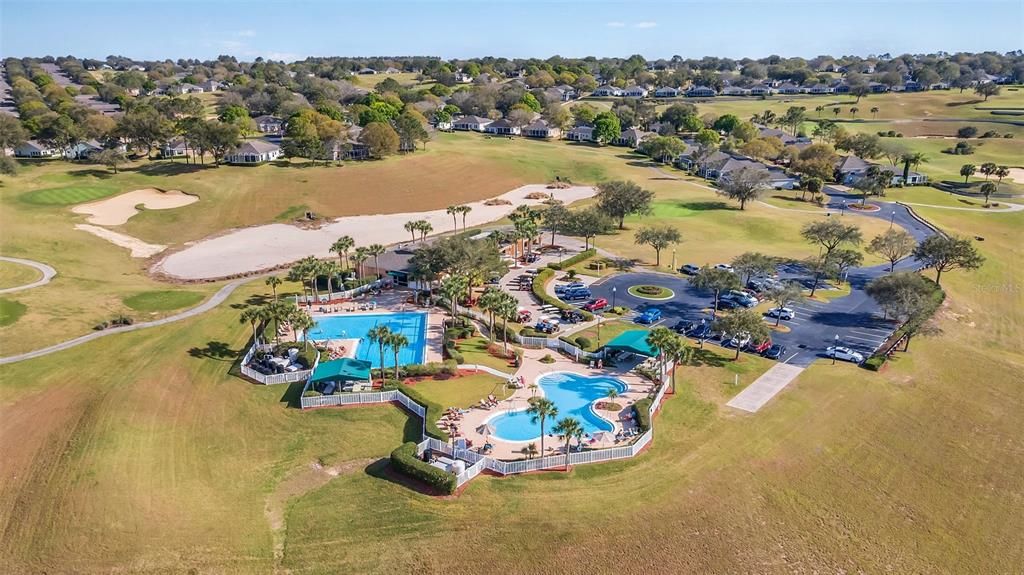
587, 268, 898, 367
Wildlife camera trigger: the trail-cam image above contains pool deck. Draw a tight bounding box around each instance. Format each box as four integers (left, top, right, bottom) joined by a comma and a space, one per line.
300, 289, 445, 363
451, 348, 654, 460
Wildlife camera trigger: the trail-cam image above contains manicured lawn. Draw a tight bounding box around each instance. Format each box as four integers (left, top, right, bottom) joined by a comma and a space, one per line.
0, 298, 27, 327
455, 336, 516, 371
21, 184, 120, 205
122, 290, 206, 312
408, 373, 510, 409
0, 260, 42, 289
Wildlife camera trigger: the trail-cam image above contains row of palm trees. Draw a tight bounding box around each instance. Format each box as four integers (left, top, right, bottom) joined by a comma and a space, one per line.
367, 324, 409, 381
281, 236, 391, 304
525, 397, 582, 468
238, 299, 317, 349
446, 204, 473, 232
403, 219, 434, 243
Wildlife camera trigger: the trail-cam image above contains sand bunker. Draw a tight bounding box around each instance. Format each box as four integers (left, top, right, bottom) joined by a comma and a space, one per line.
1004, 167, 1024, 183
75, 224, 167, 258
72, 188, 198, 225
155, 184, 597, 280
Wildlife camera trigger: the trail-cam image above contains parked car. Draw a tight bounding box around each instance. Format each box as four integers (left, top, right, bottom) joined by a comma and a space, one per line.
520, 253, 539, 263
535, 318, 561, 334
714, 263, 735, 272
714, 298, 740, 311
763, 344, 786, 360
485, 275, 501, 285
679, 264, 701, 275
724, 333, 751, 349
723, 290, 758, 307
560, 288, 592, 301
635, 307, 662, 324
516, 309, 532, 323
560, 309, 585, 323
688, 323, 713, 339
582, 298, 609, 312
826, 346, 864, 363
766, 307, 795, 320
554, 282, 585, 294
745, 338, 772, 354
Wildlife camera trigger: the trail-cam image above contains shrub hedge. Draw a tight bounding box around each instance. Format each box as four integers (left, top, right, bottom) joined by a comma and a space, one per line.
574, 336, 593, 349
547, 248, 596, 271
390, 442, 457, 494
531, 269, 594, 321
633, 398, 653, 431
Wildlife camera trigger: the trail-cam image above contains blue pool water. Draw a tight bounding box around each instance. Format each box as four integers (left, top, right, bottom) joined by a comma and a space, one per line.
305, 312, 427, 367
488, 372, 627, 441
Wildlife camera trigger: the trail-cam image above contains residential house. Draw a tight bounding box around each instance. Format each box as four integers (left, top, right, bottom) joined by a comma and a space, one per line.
930, 82, 951, 90
384, 67, 401, 74
523, 119, 560, 139
14, 140, 60, 158
902, 80, 924, 92
686, 85, 717, 97
673, 140, 702, 170
358, 68, 377, 75
554, 84, 578, 101
485, 118, 520, 136
254, 115, 285, 135
721, 86, 750, 96
592, 84, 623, 97
565, 125, 595, 142
889, 169, 928, 186
455, 72, 473, 83
161, 139, 190, 158
758, 126, 812, 148
777, 83, 804, 95
700, 153, 798, 189
809, 84, 833, 94
654, 86, 681, 98
199, 80, 223, 92
833, 82, 852, 94
452, 115, 493, 132
833, 155, 872, 184
342, 126, 370, 160
225, 140, 282, 165
869, 82, 890, 93
64, 139, 105, 159
749, 85, 774, 96
616, 128, 654, 148
622, 86, 649, 98
171, 83, 203, 94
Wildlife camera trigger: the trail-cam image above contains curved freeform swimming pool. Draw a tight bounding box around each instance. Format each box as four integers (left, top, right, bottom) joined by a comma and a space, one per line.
488, 371, 628, 442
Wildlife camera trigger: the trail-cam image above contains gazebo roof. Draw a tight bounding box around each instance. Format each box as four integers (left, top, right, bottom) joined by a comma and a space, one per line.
604, 330, 656, 357
310, 358, 373, 383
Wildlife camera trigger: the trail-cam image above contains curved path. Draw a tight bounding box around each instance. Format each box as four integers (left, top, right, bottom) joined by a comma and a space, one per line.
0, 256, 57, 294
0, 277, 249, 365
896, 200, 1024, 213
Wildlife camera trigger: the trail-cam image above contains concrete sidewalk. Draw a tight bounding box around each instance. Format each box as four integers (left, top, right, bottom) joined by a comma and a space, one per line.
727, 363, 806, 413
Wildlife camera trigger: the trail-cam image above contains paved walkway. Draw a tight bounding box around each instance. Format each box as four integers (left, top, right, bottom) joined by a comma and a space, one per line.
726, 363, 806, 413
0, 256, 57, 294
0, 277, 249, 365
895, 200, 1024, 212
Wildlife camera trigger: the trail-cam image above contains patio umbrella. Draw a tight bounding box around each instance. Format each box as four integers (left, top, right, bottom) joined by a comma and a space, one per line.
592, 431, 614, 444
475, 423, 496, 438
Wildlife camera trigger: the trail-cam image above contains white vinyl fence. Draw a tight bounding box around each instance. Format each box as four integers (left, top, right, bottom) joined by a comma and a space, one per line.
240, 342, 318, 385
310, 366, 674, 488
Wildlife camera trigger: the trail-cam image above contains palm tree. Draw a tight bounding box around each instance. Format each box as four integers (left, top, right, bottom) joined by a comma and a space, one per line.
416, 219, 433, 241
521, 443, 539, 460
960, 163, 976, 183
351, 247, 369, 279
322, 261, 341, 300
660, 334, 688, 394
994, 166, 1010, 189
265, 276, 282, 301
870, 106, 879, 118
290, 312, 316, 351
387, 332, 409, 380
239, 307, 262, 346
446, 205, 459, 231
901, 152, 928, 184
495, 292, 519, 354
331, 236, 354, 271
478, 287, 503, 342
526, 397, 558, 458
980, 182, 997, 206
367, 243, 385, 280
832, 107, 841, 117
850, 107, 859, 118
367, 325, 393, 383
552, 416, 583, 469
814, 105, 824, 117
458, 204, 472, 231
605, 388, 619, 402
645, 326, 676, 383
440, 275, 468, 317
403, 220, 417, 243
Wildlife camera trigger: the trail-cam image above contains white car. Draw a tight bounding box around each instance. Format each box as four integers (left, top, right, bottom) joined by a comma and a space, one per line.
714, 263, 734, 272
766, 307, 795, 320
826, 346, 864, 363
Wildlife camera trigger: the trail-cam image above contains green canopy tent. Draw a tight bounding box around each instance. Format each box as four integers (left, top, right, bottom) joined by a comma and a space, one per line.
603, 330, 656, 357
309, 358, 373, 393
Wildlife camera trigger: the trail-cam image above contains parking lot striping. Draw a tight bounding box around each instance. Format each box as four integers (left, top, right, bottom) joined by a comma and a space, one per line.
781, 352, 801, 364
844, 335, 885, 344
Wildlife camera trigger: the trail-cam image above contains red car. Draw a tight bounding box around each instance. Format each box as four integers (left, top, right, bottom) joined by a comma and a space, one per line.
582, 298, 609, 312
745, 338, 772, 354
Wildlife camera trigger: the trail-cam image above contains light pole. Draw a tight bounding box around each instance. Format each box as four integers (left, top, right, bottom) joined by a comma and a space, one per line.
671, 248, 677, 271
832, 334, 839, 364
889, 209, 896, 229
596, 315, 602, 349
841, 200, 846, 216
611, 286, 617, 310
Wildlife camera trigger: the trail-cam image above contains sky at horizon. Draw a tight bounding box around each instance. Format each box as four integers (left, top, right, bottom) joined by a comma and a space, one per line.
1, 0, 1021, 62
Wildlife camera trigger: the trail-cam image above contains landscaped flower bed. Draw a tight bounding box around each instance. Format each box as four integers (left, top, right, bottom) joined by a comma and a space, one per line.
627, 285, 675, 300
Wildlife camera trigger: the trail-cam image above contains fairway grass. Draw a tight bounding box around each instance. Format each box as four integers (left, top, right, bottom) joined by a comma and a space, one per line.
122, 289, 206, 312
0, 298, 27, 326
0, 260, 43, 289
21, 184, 120, 205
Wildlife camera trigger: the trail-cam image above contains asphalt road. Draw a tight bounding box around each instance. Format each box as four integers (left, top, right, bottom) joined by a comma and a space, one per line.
587, 190, 941, 367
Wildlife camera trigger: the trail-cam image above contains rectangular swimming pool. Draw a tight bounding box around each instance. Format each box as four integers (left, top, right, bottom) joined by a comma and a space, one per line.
306, 312, 427, 367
